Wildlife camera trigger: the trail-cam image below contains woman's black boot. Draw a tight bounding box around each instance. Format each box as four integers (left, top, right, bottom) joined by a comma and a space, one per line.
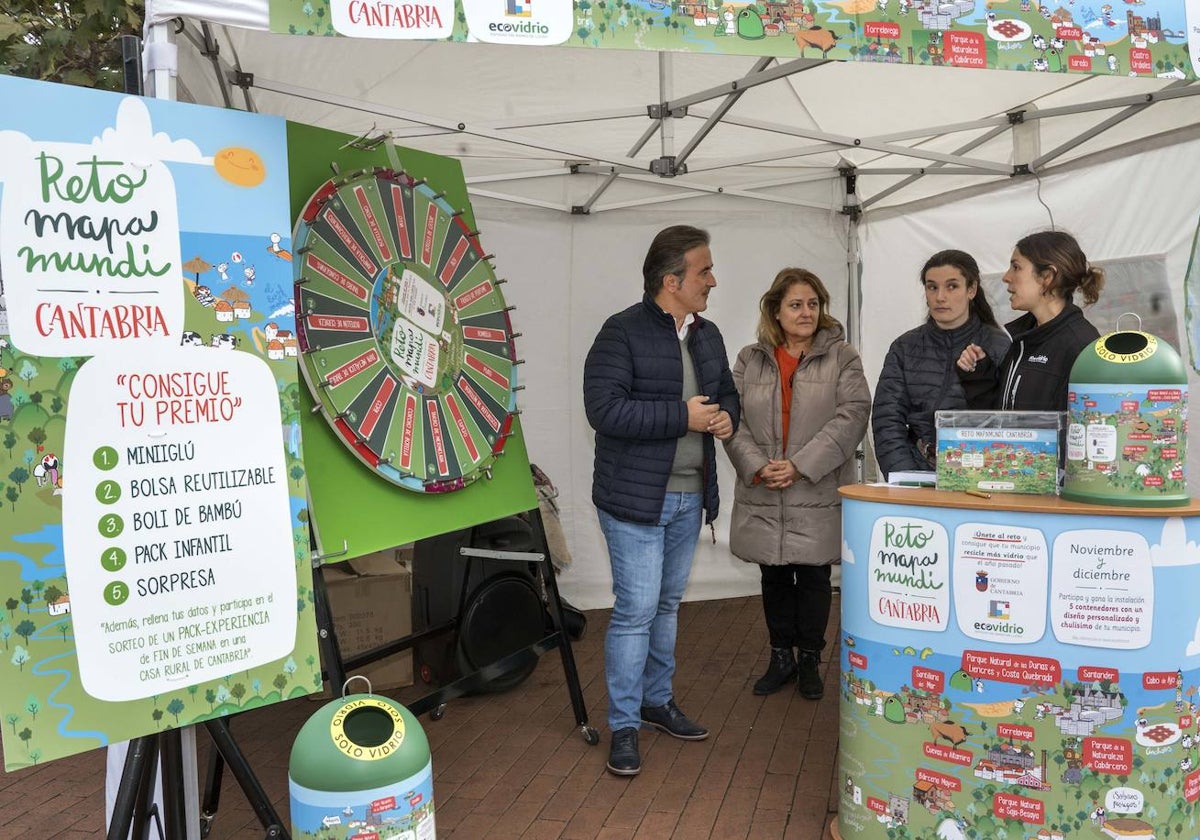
796, 650, 824, 700
753, 647, 797, 695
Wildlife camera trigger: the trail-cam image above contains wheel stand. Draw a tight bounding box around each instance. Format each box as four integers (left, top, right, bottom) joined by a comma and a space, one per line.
324, 506, 597, 743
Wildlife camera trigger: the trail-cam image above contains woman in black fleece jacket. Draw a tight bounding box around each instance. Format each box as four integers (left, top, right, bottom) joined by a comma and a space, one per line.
958, 230, 1105, 412
872, 250, 1010, 477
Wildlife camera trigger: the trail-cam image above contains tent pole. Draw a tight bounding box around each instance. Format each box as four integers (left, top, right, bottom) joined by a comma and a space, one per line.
142, 5, 176, 101
658, 51, 676, 170
843, 168, 864, 483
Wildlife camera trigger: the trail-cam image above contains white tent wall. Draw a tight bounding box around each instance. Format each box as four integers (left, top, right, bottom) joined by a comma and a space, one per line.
465, 197, 851, 609
857, 136, 1200, 486
144, 0, 1200, 611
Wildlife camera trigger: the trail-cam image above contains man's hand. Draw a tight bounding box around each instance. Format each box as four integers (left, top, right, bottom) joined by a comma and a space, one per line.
686, 394, 720, 432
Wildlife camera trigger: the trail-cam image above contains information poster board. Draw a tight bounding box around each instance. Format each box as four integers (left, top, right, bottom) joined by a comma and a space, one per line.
840, 495, 1200, 839
0, 75, 320, 770
267, 0, 1198, 80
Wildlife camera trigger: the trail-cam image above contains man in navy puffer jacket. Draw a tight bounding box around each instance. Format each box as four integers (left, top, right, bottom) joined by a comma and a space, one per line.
584, 225, 740, 778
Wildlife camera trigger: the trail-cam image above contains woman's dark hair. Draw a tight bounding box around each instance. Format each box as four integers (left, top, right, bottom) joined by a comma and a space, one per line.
642, 225, 710, 295
920, 249, 999, 328
1014, 230, 1105, 306
757, 268, 839, 347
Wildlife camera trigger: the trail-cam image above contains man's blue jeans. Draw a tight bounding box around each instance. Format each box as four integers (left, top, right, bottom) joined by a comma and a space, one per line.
597, 492, 702, 732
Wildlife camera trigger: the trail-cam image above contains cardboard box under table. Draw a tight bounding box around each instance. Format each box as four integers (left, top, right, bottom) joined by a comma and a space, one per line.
320, 549, 414, 695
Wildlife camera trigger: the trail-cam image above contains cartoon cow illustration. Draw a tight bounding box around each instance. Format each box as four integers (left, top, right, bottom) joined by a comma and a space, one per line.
180, 331, 205, 347
794, 27, 840, 58
930, 720, 971, 748
211, 334, 240, 350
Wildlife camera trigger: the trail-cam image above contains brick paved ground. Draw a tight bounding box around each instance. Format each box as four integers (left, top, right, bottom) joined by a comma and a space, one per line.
0, 595, 841, 839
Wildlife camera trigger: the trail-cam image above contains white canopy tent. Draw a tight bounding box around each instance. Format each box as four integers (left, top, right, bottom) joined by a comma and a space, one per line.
144, 0, 1200, 608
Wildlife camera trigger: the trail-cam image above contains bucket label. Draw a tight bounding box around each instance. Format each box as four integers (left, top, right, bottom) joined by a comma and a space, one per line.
1093, 332, 1158, 364
330, 697, 406, 761
1065, 382, 1187, 502
290, 758, 435, 839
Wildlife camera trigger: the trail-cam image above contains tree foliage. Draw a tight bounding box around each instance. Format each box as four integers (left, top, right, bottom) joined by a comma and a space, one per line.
0, 1, 146, 91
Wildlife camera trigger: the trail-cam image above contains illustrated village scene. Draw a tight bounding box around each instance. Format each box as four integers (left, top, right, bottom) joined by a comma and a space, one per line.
272, 0, 1196, 79
1064, 385, 1189, 499
838, 634, 1200, 839
936, 432, 1061, 495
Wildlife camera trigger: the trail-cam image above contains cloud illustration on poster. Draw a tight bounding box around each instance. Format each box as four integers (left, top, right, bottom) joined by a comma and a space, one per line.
842, 538, 855, 565
94, 97, 210, 165
1185, 614, 1200, 656
1150, 517, 1200, 566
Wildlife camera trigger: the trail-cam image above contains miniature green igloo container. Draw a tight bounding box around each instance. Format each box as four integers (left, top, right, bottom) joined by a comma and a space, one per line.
1063, 328, 1188, 507
289, 680, 435, 837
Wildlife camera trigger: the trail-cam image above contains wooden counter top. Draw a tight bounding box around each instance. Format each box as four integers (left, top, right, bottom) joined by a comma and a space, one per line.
838, 483, 1200, 517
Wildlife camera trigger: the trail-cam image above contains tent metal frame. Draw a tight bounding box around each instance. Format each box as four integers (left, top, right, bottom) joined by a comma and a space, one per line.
161, 16, 1199, 218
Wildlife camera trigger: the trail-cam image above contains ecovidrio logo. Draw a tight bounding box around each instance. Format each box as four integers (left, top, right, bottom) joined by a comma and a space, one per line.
331, 0, 455, 39
462, 0, 573, 44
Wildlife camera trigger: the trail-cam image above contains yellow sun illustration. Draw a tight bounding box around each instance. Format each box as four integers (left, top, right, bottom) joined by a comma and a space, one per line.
214, 146, 266, 187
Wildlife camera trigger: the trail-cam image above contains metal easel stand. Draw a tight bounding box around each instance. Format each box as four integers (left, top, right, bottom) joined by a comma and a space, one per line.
110, 723, 287, 840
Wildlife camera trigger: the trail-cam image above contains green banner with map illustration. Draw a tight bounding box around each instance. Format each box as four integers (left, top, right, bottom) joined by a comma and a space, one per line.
269, 0, 1197, 80
0, 74, 321, 771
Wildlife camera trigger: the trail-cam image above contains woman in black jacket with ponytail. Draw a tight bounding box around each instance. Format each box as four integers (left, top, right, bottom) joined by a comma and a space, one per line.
958, 230, 1105, 412
872, 250, 1010, 477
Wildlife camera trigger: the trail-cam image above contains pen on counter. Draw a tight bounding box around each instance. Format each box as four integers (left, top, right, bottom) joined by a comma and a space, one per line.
965, 489, 992, 499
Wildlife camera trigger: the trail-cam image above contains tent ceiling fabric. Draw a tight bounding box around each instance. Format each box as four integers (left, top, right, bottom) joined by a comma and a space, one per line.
147, 0, 1199, 214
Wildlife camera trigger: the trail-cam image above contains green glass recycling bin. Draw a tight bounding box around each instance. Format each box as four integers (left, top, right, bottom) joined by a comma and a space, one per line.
1063, 329, 1188, 506
289, 688, 435, 838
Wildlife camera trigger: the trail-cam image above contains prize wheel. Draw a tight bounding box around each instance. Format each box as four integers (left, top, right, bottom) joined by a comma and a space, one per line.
294, 169, 518, 492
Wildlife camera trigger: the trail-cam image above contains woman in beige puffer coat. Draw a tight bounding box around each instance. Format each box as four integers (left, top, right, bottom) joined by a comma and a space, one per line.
724, 268, 870, 700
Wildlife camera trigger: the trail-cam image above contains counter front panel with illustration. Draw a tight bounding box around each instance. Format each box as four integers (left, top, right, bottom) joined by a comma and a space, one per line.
840, 494, 1200, 840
